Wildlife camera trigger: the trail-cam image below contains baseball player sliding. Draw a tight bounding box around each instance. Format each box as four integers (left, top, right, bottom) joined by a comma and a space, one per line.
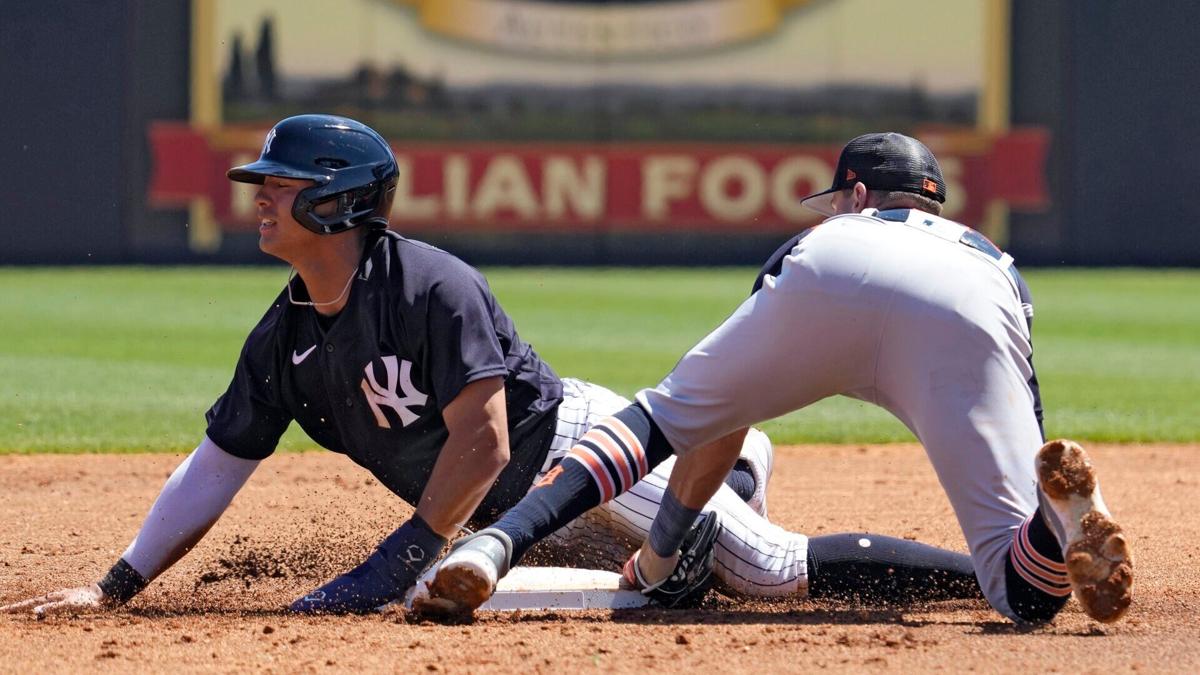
420, 133, 1134, 625
3, 117, 986, 618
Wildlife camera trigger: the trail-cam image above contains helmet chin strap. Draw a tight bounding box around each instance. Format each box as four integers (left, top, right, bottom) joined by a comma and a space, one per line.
286, 266, 356, 308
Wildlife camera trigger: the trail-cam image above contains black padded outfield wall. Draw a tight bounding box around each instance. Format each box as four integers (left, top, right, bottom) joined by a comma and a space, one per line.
1, 0, 1197, 266
0, 1, 191, 264
1009, 0, 1200, 266
2, 1, 127, 263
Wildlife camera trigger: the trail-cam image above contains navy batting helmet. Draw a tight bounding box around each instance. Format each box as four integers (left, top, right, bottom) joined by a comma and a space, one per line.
227, 114, 399, 234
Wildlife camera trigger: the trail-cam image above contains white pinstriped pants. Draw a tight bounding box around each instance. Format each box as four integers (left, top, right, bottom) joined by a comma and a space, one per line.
535, 378, 809, 597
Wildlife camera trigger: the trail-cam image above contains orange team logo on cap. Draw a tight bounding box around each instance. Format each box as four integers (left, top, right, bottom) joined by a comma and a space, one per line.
923, 178, 939, 193
845, 169, 857, 181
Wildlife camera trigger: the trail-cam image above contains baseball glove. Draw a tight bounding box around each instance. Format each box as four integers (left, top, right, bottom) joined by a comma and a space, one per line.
622, 511, 721, 608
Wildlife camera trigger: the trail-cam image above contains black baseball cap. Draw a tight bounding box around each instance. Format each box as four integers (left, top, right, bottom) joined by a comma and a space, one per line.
800, 132, 946, 215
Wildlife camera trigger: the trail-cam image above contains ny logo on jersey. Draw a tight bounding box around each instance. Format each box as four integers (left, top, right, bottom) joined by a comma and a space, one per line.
360, 356, 429, 429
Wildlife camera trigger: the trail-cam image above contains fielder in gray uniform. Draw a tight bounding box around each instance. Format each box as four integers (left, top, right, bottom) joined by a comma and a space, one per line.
421, 133, 1133, 625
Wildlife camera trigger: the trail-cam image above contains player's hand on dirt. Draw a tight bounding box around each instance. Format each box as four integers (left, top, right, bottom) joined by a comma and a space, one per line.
622, 511, 721, 608
0, 584, 113, 618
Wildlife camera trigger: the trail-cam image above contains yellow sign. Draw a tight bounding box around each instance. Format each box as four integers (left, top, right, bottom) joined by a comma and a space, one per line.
394, 0, 812, 57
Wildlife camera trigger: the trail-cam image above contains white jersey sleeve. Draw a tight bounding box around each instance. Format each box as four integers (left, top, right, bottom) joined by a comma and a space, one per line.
121, 436, 260, 580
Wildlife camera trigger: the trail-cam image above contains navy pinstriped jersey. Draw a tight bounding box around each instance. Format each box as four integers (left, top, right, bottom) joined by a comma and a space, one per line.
206, 230, 563, 520
751, 214, 1046, 437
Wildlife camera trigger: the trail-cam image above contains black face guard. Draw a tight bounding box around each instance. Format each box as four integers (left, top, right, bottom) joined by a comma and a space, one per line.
291, 164, 396, 234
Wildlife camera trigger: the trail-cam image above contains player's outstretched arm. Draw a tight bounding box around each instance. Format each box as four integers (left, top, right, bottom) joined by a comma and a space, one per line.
415, 376, 510, 537
1, 437, 260, 617
630, 430, 746, 584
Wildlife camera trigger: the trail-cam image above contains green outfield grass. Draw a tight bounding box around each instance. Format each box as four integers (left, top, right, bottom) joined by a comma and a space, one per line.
1, 267, 1196, 453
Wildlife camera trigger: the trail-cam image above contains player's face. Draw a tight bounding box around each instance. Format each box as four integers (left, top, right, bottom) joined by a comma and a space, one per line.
255, 177, 321, 262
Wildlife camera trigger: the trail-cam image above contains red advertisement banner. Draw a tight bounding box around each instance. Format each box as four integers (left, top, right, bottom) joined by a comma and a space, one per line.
149, 124, 1048, 234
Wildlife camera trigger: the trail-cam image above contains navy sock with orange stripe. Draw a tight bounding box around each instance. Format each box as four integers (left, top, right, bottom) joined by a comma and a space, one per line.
1004, 507, 1071, 623
494, 403, 675, 564
493, 458, 601, 565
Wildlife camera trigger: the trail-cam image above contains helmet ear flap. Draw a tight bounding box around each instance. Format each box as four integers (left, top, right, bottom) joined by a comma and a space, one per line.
293, 174, 395, 234
372, 182, 398, 229
349, 180, 395, 231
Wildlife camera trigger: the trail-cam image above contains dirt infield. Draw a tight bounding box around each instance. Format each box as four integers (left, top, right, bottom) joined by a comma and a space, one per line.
2, 444, 1197, 673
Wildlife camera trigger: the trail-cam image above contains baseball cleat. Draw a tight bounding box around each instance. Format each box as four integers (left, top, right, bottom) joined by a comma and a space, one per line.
1036, 439, 1133, 623
412, 528, 512, 618
739, 428, 775, 517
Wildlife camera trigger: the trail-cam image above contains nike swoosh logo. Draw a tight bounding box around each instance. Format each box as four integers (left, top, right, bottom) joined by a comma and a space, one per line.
292, 345, 317, 365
